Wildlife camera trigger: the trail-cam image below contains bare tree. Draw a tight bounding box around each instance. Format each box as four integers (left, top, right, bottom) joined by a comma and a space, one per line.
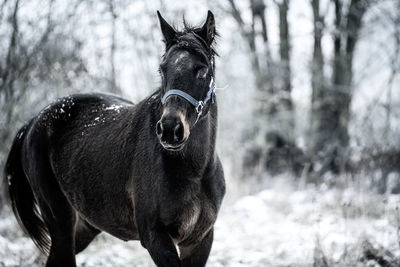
310, 0, 371, 173
108, 0, 121, 95
0, 0, 21, 149
310, 0, 325, 149
274, 0, 294, 138
383, 0, 400, 143
227, 0, 302, 176
0, 0, 92, 161
227, 0, 271, 99
228, 0, 294, 137
0, 0, 54, 153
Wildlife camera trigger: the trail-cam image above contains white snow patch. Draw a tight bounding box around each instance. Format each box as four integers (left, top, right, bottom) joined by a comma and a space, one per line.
17, 131, 24, 139
104, 104, 123, 112
1, 179, 399, 266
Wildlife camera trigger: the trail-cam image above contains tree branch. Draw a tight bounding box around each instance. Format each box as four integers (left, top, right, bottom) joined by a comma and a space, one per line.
0, 0, 9, 23
1, 0, 20, 98
333, 0, 342, 56
16, 0, 54, 87
227, 0, 247, 37
345, 0, 370, 57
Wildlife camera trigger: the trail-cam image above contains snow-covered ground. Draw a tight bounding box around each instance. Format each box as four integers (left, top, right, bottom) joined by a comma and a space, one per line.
1, 178, 399, 266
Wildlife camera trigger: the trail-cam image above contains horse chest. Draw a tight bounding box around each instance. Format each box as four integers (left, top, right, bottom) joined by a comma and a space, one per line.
177, 200, 201, 237
162, 195, 202, 241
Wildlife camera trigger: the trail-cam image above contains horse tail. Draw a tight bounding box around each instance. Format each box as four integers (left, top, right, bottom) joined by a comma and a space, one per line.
3, 120, 51, 255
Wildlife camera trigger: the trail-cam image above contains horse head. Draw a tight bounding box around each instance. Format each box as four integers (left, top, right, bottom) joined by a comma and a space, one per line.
156, 11, 217, 151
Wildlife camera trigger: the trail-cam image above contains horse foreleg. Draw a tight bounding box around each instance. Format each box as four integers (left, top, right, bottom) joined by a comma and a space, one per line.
139, 225, 181, 267
179, 228, 214, 267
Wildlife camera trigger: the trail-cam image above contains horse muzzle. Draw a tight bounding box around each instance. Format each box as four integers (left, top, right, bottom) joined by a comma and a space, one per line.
156, 112, 189, 151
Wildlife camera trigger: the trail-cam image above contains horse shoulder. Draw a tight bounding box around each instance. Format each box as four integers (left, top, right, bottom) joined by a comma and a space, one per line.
173, 156, 225, 247
203, 154, 226, 209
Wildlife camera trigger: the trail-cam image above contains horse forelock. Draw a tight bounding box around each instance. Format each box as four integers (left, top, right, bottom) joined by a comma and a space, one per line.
163, 25, 218, 61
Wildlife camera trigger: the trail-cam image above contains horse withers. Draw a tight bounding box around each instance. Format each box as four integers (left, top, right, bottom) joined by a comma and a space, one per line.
3, 10, 225, 267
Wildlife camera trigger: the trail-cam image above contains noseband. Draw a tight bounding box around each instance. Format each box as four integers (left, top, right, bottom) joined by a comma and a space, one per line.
161, 57, 216, 124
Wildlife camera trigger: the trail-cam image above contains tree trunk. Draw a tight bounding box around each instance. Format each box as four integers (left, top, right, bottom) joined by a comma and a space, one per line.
275, 0, 294, 140
310, 0, 325, 152
250, 0, 273, 117
0, 0, 20, 157
310, 0, 370, 173
108, 0, 120, 95
228, 0, 298, 176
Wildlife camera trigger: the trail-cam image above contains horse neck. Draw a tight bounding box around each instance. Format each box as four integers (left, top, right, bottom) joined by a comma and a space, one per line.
188, 106, 217, 155
162, 104, 218, 178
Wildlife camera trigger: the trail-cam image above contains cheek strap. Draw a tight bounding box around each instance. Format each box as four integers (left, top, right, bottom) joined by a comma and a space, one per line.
161, 76, 215, 124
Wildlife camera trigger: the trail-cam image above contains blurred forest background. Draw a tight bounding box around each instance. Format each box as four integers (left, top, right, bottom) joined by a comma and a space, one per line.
1, 0, 400, 266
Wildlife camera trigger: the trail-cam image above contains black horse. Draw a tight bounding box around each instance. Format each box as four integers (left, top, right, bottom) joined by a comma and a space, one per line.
3, 11, 225, 267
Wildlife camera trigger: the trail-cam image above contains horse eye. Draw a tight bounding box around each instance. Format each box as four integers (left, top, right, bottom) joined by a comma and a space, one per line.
195, 66, 208, 79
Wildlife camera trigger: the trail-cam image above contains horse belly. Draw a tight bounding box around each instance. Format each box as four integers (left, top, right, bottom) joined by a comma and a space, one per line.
81, 196, 139, 242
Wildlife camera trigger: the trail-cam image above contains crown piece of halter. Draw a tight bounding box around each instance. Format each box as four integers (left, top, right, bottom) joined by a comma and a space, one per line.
161, 56, 216, 124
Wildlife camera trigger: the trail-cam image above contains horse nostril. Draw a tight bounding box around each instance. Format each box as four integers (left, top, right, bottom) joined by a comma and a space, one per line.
157, 118, 185, 145
173, 122, 184, 142
156, 121, 163, 136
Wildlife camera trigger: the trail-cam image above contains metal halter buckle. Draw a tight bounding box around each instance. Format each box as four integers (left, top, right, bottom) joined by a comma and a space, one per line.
196, 101, 204, 114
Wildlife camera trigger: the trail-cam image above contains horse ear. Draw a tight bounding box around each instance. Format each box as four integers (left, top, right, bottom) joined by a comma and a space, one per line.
157, 11, 176, 44
198, 11, 216, 45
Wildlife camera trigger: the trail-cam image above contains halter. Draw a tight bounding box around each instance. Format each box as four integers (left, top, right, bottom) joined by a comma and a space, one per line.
161, 57, 216, 124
